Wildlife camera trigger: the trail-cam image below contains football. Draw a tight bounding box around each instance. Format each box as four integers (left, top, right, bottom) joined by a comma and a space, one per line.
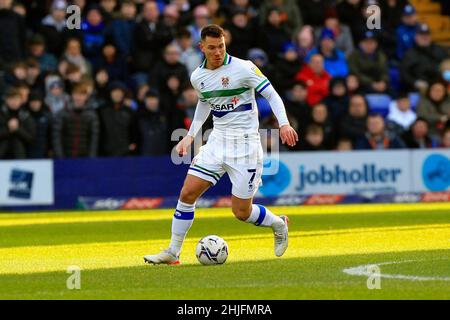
195, 235, 229, 265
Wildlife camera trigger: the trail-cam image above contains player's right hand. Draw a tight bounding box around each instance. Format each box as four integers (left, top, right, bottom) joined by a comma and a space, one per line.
176, 135, 194, 156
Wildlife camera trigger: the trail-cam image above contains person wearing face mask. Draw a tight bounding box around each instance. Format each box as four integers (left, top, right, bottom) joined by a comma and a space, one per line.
439, 59, 450, 93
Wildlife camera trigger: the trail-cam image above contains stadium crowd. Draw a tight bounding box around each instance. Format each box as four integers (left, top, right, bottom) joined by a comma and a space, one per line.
0, 0, 449, 159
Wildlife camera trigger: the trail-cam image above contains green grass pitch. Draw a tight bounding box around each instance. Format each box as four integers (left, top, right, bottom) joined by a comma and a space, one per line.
0, 203, 449, 299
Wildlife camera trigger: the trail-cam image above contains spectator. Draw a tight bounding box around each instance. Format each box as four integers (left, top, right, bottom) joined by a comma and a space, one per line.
63, 63, 83, 94
417, 81, 450, 136
94, 68, 110, 105
339, 94, 368, 142
109, 0, 137, 58
441, 127, 450, 148
4, 61, 28, 88
27, 90, 52, 158
248, 48, 275, 84
53, 84, 99, 158
380, 0, 408, 32
401, 118, 437, 149
387, 91, 417, 132
440, 59, 450, 93
177, 84, 199, 122
25, 58, 45, 94
258, 6, 291, 61
295, 54, 331, 106
174, 28, 203, 75
401, 23, 448, 92
27, 33, 58, 74
395, 4, 419, 60
315, 10, 354, 57
99, 0, 117, 25
162, 4, 181, 36
149, 44, 189, 99
306, 28, 349, 78
337, 0, 365, 43
346, 73, 362, 95
259, 0, 303, 36
206, 0, 227, 26
81, 5, 108, 66
355, 113, 406, 150
284, 82, 310, 132
62, 38, 92, 77
298, 0, 329, 27
323, 77, 349, 122
39, 0, 70, 57
223, 8, 255, 59
310, 103, 335, 149
0, 88, 36, 159
348, 31, 389, 94
336, 137, 353, 151
136, 89, 168, 156
132, 1, 173, 75
0, 0, 26, 69
294, 25, 315, 61
98, 81, 137, 157
97, 42, 128, 82
44, 75, 69, 115
297, 124, 326, 151
188, 5, 211, 46
273, 42, 302, 93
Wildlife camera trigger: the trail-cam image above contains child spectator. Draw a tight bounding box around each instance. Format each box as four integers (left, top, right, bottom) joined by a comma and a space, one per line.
298, 124, 326, 151
98, 81, 137, 157
273, 43, 302, 93
174, 28, 203, 76
387, 91, 417, 132
0, 88, 36, 159
336, 137, 353, 151
324, 77, 349, 122
52, 84, 99, 158
27, 90, 52, 158
27, 33, 58, 74
44, 75, 69, 115
136, 90, 168, 156
285, 82, 310, 132
441, 127, 450, 148
310, 103, 334, 149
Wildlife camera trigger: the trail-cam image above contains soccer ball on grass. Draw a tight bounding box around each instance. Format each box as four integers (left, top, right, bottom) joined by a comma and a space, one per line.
195, 235, 228, 265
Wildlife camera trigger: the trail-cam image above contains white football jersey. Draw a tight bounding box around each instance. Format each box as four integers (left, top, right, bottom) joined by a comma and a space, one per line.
190, 53, 271, 135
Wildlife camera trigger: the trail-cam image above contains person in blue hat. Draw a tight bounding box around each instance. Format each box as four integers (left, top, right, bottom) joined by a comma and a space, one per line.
306, 28, 349, 78
395, 4, 419, 60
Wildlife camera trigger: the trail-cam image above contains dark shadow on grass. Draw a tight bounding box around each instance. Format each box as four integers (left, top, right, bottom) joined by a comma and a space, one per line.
0, 249, 449, 300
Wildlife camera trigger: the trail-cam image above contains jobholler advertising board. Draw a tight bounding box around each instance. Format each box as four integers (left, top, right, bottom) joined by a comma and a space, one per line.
257, 150, 450, 197
0, 160, 54, 206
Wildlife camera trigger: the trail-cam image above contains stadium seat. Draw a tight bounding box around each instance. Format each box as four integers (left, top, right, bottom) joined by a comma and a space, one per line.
365, 94, 392, 118
409, 92, 421, 111
256, 96, 272, 120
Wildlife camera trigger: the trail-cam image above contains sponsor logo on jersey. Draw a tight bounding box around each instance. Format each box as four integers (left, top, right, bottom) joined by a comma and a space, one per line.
210, 103, 235, 111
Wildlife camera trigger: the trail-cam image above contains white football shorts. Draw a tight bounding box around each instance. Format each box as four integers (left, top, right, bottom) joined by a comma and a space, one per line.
187, 130, 264, 199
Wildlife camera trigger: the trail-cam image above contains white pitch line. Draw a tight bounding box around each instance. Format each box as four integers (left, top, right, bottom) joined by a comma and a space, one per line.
343, 259, 450, 282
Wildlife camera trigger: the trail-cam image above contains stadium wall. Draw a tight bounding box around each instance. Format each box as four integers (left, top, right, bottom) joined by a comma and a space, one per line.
1, 150, 450, 211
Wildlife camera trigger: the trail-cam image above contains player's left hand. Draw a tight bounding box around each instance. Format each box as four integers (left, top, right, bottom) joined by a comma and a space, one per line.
280, 125, 299, 147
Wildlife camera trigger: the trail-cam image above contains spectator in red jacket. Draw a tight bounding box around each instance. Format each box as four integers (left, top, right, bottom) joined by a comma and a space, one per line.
295, 54, 331, 106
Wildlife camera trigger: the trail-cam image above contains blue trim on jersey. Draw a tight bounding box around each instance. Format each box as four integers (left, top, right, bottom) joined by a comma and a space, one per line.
257, 82, 271, 94
189, 167, 219, 183
211, 103, 252, 118
255, 205, 266, 226
174, 209, 194, 220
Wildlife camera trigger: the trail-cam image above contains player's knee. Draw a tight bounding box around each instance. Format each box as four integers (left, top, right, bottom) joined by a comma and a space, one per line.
179, 187, 198, 204
232, 206, 251, 221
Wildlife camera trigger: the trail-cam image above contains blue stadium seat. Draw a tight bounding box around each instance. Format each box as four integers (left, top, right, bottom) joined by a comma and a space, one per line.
256, 96, 272, 120
365, 94, 392, 118
409, 92, 420, 111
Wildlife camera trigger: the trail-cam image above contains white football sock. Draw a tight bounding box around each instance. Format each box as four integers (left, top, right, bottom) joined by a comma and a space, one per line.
245, 204, 283, 228
169, 200, 195, 256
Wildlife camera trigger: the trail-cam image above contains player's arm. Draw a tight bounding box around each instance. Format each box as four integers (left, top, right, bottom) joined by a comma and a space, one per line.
176, 98, 211, 156
246, 62, 298, 147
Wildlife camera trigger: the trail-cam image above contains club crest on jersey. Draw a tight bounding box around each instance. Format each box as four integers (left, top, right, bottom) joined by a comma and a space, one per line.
221, 76, 230, 88
200, 82, 205, 89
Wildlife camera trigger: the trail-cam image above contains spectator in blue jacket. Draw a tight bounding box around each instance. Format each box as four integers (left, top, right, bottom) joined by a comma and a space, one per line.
306, 28, 349, 78
81, 5, 108, 66
395, 4, 419, 60
108, 0, 136, 58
